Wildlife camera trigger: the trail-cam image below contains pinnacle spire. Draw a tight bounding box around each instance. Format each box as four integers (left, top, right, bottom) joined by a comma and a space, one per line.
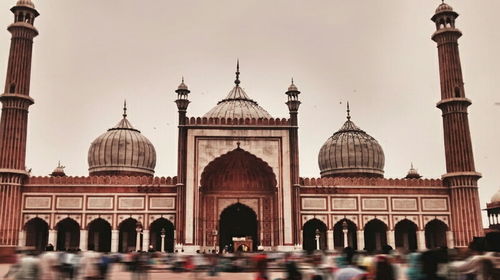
346, 101, 351, 120
235, 59, 241, 86
123, 100, 127, 118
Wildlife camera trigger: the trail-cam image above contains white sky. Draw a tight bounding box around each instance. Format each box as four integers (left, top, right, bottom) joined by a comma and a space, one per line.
0, 1, 498, 224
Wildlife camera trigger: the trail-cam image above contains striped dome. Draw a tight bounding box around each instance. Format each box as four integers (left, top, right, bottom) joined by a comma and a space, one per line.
88, 111, 156, 176
318, 115, 385, 178
16, 0, 35, 8
203, 62, 272, 119
203, 85, 271, 119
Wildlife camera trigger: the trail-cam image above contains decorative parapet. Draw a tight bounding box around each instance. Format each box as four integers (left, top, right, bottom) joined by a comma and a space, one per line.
183, 117, 290, 126
26, 175, 177, 186
299, 177, 443, 187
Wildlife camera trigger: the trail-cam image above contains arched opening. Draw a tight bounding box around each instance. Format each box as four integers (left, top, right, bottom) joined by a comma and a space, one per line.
119, 218, 141, 253
87, 219, 111, 252
24, 218, 48, 252
333, 219, 358, 250
200, 147, 277, 248
394, 219, 418, 252
200, 147, 277, 193
425, 219, 448, 249
302, 219, 327, 251
56, 218, 80, 251
219, 203, 258, 252
150, 218, 174, 253
364, 219, 387, 252
454, 87, 461, 98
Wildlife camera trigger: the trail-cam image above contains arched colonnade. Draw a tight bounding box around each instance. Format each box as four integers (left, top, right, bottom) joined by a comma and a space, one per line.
20, 216, 175, 253
302, 217, 452, 252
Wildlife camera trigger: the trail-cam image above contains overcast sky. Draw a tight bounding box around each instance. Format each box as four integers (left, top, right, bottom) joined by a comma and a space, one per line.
0, 1, 498, 223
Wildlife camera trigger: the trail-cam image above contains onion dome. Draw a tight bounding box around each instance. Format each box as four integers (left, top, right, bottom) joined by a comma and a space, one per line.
203, 61, 272, 119
88, 102, 156, 176
50, 161, 66, 177
16, 0, 35, 8
287, 79, 299, 92
405, 163, 421, 179
491, 189, 500, 203
318, 103, 385, 178
177, 77, 189, 91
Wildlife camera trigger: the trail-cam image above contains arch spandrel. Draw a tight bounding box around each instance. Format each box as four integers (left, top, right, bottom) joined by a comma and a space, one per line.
363, 217, 389, 229
117, 215, 144, 229
54, 215, 82, 229
333, 215, 359, 228
393, 215, 420, 229
148, 215, 175, 229
302, 216, 328, 227
218, 202, 259, 221
423, 216, 450, 229
85, 215, 113, 229
23, 214, 50, 229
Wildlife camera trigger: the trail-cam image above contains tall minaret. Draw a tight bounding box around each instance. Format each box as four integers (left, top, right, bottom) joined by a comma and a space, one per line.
175, 77, 190, 245
0, 0, 38, 261
285, 79, 301, 245
431, 2, 483, 247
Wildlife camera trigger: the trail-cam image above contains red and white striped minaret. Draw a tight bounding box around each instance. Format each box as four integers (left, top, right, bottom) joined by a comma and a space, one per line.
431, 2, 483, 248
0, 0, 38, 262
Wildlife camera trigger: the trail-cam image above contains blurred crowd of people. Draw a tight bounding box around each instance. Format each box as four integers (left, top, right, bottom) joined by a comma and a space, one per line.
2, 238, 499, 280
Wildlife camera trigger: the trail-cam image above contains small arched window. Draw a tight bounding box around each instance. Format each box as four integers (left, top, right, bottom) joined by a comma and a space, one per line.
9, 83, 15, 93
454, 87, 461, 98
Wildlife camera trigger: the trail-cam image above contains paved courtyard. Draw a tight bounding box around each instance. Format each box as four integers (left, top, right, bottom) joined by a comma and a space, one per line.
0, 264, 286, 279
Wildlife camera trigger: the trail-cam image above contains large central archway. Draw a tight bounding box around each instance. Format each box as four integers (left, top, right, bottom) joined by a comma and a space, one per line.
200, 147, 277, 250
219, 203, 258, 252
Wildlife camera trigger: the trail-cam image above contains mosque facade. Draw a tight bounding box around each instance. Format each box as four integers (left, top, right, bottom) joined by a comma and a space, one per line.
0, 1, 488, 261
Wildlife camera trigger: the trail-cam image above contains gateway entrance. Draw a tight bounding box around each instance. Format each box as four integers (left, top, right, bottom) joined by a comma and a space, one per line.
219, 203, 258, 252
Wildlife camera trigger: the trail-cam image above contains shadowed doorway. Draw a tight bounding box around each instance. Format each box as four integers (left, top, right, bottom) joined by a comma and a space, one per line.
24, 218, 48, 252
87, 218, 111, 252
364, 219, 387, 252
219, 203, 258, 252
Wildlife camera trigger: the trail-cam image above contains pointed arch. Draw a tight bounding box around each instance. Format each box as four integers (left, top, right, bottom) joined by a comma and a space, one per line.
200, 147, 277, 192
425, 219, 448, 249
149, 218, 175, 252
56, 218, 80, 251
302, 218, 327, 251
364, 218, 388, 252
24, 217, 49, 252
87, 218, 112, 252
118, 218, 141, 253
394, 219, 418, 252
219, 203, 258, 252
333, 218, 358, 250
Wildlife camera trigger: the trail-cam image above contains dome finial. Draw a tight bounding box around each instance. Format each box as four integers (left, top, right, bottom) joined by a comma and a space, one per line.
346, 101, 351, 120
235, 59, 241, 86
123, 100, 127, 118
